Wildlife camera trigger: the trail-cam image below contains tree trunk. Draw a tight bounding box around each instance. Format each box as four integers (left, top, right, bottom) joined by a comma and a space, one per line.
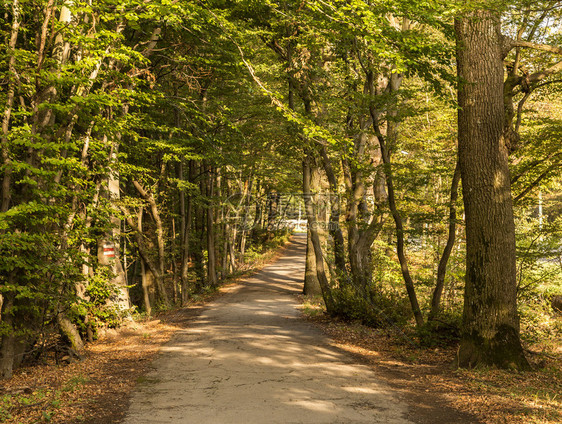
206, 165, 218, 288
370, 107, 424, 329
181, 189, 192, 304
304, 229, 322, 295
98, 140, 130, 310
252, 180, 263, 234
57, 312, 84, 352
140, 259, 154, 315
303, 163, 322, 296
120, 206, 169, 307
303, 156, 335, 312
132, 180, 167, 303
1, 0, 20, 213
319, 146, 346, 273
455, 11, 529, 370
430, 162, 461, 320
0, 293, 16, 379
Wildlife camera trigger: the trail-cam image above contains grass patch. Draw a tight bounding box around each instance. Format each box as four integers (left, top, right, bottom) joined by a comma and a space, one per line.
300, 295, 325, 317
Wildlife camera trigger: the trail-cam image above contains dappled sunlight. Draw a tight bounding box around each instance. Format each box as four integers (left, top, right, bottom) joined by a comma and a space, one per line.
342, 386, 381, 395
289, 399, 340, 413
125, 236, 411, 423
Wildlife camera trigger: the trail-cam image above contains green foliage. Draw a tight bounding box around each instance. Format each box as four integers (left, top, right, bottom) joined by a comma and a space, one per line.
327, 277, 412, 328
0, 373, 88, 422
418, 312, 462, 347
81, 269, 123, 330
1, 0, 561, 379
62, 374, 90, 392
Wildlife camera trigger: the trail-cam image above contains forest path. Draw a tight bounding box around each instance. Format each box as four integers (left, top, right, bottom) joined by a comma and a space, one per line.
123, 234, 412, 424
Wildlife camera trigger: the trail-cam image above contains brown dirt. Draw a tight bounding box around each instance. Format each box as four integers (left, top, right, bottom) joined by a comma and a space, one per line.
1, 234, 560, 424
123, 234, 411, 423
301, 313, 561, 424
0, 236, 293, 424
0, 305, 209, 423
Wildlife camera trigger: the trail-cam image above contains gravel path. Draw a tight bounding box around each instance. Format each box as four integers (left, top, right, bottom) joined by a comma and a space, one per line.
123, 234, 412, 424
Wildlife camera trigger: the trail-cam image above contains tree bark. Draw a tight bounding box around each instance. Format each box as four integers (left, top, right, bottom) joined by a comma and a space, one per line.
136, 207, 154, 314
1, 0, 20, 213
120, 206, 169, 307
0, 292, 16, 379
303, 164, 322, 296
304, 229, 322, 295
319, 146, 346, 273
181, 186, 192, 304
140, 258, 154, 316
98, 140, 130, 311
133, 180, 166, 294
57, 311, 85, 352
206, 165, 218, 288
303, 156, 335, 312
455, 11, 529, 369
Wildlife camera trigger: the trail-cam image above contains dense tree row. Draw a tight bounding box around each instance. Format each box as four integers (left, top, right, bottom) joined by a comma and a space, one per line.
1, 0, 561, 378
0, 0, 300, 378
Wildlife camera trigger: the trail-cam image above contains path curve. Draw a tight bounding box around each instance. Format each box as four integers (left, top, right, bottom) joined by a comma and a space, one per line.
123, 234, 412, 424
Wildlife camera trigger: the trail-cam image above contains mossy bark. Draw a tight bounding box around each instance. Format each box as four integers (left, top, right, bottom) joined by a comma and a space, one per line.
57, 312, 84, 353
458, 325, 529, 370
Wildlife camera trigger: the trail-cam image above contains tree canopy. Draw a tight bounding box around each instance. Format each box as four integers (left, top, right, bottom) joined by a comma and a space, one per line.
1, 0, 561, 377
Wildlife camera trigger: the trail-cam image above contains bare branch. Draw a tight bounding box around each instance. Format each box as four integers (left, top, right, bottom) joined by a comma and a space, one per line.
515, 91, 531, 133
510, 40, 562, 55
529, 59, 562, 83
514, 164, 561, 204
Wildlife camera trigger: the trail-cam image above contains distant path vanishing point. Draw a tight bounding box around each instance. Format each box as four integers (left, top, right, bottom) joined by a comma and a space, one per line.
123, 233, 412, 424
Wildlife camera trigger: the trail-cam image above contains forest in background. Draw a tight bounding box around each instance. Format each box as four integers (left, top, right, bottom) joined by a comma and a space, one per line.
0, 0, 561, 379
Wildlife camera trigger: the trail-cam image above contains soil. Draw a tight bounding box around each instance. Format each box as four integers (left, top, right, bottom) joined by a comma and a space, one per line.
1, 234, 559, 423
124, 233, 415, 423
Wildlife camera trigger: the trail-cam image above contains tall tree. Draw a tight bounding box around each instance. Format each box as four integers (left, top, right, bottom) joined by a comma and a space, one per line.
455, 9, 529, 369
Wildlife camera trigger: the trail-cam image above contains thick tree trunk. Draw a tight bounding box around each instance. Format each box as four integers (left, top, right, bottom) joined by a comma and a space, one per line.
319, 146, 346, 273
57, 312, 84, 352
239, 230, 247, 263
0, 293, 16, 379
133, 180, 167, 301
342, 126, 383, 297
455, 11, 529, 369
303, 157, 335, 312
179, 161, 186, 255
1, 0, 20, 213
0, 287, 27, 379
190, 162, 204, 289
136, 207, 154, 314
181, 191, 192, 304
120, 206, 169, 307
140, 259, 154, 315
99, 141, 130, 310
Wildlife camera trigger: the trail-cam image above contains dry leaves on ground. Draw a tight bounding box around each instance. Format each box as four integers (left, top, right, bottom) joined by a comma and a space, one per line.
0, 304, 211, 424
0, 240, 293, 424
300, 306, 562, 424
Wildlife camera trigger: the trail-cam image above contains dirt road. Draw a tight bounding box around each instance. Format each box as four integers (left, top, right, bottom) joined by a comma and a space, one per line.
123, 234, 412, 424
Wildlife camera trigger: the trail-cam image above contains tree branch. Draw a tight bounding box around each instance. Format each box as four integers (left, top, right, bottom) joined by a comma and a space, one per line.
510, 40, 562, 55
529, 59, 562, 83
514, 164, 561, 204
